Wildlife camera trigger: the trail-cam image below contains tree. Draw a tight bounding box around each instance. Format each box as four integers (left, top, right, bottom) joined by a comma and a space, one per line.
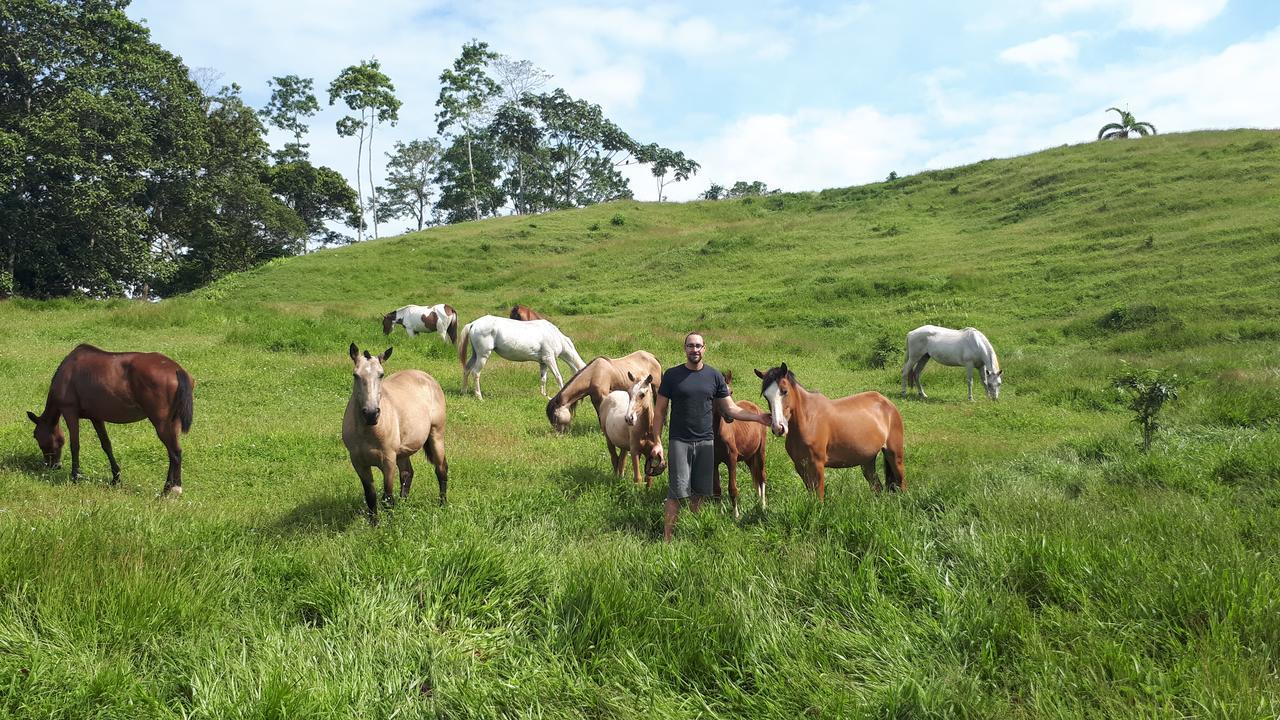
700, 183, 726, 201
1, 0, 210, 297
1097, 107, 1156, 140
329, 59, 401, 240
260, 74, 320, 160
1111, 367, 1181, 451
377, 138, 443, 232
489, 55, 550, 214
268, 160, 360, 249
642, 144, 699, 201
436, 40, 500, 221
434, 132, 505, 225
727, 180, 772, 198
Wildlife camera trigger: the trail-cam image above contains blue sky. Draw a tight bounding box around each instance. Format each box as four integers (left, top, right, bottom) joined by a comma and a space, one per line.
126, 0, 1280, 206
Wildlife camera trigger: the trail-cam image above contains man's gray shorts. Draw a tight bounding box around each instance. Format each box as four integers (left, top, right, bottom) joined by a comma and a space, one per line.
668, 438, 715, 500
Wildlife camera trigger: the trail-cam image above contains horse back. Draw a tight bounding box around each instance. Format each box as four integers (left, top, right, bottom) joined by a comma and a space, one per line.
57, 346, 188, 423
814, 391, 900, 466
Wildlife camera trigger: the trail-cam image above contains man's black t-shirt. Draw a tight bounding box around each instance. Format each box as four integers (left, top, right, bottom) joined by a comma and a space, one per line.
658, 364, 729, 443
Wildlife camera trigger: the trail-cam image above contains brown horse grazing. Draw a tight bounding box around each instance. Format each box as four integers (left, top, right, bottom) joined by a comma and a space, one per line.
755, 363, 905, 499
342, 344, 448, 521
545, 351, 662, 433
714, 371, 768, 519
509, 304, 547, 322
27, 344, 194, 495
596, 372, 666, 486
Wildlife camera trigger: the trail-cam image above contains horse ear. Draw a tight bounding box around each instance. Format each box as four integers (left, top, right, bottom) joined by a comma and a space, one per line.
754, 368, 765, 379
627, 371, 636, 382
382, 347, 393, 362
780, 362, 788, 374
27, 411, 38, 423
644, 373, 653, 386
724, 370, 733, 384
996, 370, 1003, 378
349, 343, 359, 362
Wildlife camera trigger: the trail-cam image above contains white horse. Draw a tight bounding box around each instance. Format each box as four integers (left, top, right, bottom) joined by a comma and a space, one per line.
456, 315, 587, 399
901, 325, 1003, 401
382, 304, 457, 345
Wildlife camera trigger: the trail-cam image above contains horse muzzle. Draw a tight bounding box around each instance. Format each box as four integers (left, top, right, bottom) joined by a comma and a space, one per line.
363, 409, 381, 426
771, 422, 788, 437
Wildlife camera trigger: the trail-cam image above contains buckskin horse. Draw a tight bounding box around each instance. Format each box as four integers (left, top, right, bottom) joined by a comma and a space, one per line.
342, 344, 448, 521
715, 370, 768, 519
27, 344, 194, 496
901, 325, 1002, 401
756, 363, 905, 499
382, 303, 458, 345
545, 351, 662, 433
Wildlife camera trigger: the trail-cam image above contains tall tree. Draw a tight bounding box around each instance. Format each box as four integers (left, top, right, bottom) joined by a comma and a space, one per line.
434, 132, 505, 225
489, 55, 550, 214
642, 145, 699, 201
329, 59, 400, 240
1, 0, 209, 297
376, 138, 443, 232
436, 40, 500, 221
260, 74, 320, 160
1097, 107, 1157, 140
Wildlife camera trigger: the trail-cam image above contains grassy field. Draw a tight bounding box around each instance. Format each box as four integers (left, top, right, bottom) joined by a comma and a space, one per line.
1, 129, 1279, 718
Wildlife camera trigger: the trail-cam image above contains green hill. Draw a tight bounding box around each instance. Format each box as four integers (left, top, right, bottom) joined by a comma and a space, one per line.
1, 130, 1278, 718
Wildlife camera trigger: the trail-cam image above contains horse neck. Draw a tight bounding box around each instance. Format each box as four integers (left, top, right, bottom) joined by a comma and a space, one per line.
559, 337, 586, 371
974, 333, 999, 372
785, 383, 820, 436
553, 361, 597, 407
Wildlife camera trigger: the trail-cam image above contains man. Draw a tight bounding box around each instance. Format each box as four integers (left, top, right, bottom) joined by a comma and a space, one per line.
651, 332, 772, 542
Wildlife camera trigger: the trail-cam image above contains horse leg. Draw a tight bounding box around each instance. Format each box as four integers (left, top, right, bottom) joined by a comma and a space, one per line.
65, 411, 82, 482
379, 458, 397, 508
549, 358, 565, 392
424, 428, 448, 505
815, 463, 827, 501
727, 453, 741, 521
352, 461, 379, 521
631, 449, 642, 486
861, 459, 883, 493
884, 443, 906, 493
154, 419, 183, 496
469, 350, 490, 400
913, 355, 931, 398
750, 453, 767, 513
901, 353, 916, 397
966, 364, 975, 401
396, 454, 414, 499
91, 419, 121, 484
538, 362, 550, 397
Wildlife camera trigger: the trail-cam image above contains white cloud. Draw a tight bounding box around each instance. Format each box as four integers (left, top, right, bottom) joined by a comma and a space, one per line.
999, 34, 1081, 73
636, 107, 927, 201
1044, 0, 1227, 33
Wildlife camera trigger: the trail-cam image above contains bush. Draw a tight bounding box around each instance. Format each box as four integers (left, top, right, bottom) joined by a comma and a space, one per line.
866, 334, 901, 369
1111, 367, 1181, 451
610, 214, 625, 226
0, 269, 12, 298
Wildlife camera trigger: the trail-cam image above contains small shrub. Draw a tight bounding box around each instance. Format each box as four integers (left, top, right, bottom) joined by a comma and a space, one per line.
949, 185, 960, 195
887, 171, 899, 182
609, 214, 625, 226
1111, 367, 1181, 451
0, 270, 12, 298
1097, 304, 1164, 332
588, 222, 601, 232
479, 242, 491, 252
866, 334, 900, 369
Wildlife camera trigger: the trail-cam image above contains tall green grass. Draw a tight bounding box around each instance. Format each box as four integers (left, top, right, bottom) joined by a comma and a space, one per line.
1, 130, 1278, 718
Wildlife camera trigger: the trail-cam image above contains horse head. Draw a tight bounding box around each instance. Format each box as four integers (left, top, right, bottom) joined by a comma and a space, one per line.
983, 368, 1003, 400
546, 395, 574, 434
755, 363, 794, 437
381, 311, 397, 335
623, 371, 653, 427
349, 343, 392, 426
718, 371, 736, 424
26, 410, 63, 468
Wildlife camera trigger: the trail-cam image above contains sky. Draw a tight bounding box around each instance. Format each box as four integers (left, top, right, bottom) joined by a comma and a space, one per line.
125, 0, 1280, 208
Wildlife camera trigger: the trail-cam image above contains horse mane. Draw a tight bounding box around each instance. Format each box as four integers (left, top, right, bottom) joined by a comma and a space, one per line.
965, 327, 1000, 373
758, 365, 800, 396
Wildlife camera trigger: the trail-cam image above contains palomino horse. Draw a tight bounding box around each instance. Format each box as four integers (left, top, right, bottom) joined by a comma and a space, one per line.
383, 303, 458, 345
714, 371, 768, 519
457, 315, 586, 399
342, 344, 448, 520
509, 304, 547, 321
597, 372, 666, 486
27, 344, 194, 496
901, 325, 1002, 401
545, 350, 662, 433
756, 363, 905, 499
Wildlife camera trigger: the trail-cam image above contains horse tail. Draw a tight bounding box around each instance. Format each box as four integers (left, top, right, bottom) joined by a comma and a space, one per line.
444, 306, 458, 345
172, 369, 194, 434
883, 400, 906, 492
457, 321, 474, 372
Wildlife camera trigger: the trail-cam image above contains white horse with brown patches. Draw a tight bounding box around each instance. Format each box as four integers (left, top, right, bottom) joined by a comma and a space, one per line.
382, 304, 458, 345
456, 315, 587, 399
901, 325, 1002, 401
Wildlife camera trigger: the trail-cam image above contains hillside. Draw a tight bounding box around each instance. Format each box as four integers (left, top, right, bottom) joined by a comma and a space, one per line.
1, 130, 1278, 718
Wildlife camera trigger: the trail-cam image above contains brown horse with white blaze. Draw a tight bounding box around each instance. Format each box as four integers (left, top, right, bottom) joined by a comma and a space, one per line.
545, 351, 662, 433
755, 363, 905, 499
714, 371, 768, 519
27, 344, 194, 495
342, 344, 448, 521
